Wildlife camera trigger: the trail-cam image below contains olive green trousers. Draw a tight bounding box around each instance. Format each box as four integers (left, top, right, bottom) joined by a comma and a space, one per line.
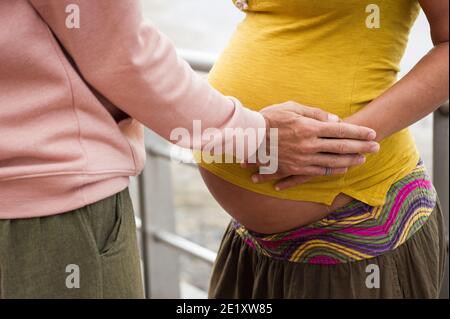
0, 188, 144, 299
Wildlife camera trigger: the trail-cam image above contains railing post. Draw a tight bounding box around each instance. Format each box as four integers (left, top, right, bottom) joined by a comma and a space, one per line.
434, 102, 449, 299
138, 130, 181, 298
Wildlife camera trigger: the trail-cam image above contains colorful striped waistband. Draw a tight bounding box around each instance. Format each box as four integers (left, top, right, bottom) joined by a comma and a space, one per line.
232, 161, 437, 264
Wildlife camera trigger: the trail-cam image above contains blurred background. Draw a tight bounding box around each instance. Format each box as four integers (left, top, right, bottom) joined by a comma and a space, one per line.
132, 0, 443, 298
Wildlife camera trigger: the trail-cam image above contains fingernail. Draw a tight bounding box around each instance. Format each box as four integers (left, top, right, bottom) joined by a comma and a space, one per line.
371, 143, 380, 152
275, 185, 281, 191
368, 130, 377, 140
358, 156, 366, 164
328, 114, 340, 122
252, 175, 259, 183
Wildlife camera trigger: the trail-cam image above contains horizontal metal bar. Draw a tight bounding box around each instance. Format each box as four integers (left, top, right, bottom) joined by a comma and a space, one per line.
136, 217, 216, 265
145, 143, 197, 167
178, 49, 215, 73
152, 229, 217, 265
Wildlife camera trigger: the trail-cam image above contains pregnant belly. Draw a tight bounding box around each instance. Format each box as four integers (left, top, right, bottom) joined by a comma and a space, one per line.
199, 23, 417, 232
200, 168, 354, 234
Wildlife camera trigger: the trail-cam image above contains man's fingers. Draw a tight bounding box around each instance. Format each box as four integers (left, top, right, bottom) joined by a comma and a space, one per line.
298, 166, 348, 176
317, 122, 377, 141
299, 106, 340, 123
307, 154, 366, 168
329, 167, 348, 175
316, 139, 380, 154
274, 166, 349, 190
275, 176, 313, 191
278, 103, 340, 123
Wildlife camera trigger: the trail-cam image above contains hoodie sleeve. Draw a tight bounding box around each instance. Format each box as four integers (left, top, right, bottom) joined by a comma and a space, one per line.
28, 0, 266, 153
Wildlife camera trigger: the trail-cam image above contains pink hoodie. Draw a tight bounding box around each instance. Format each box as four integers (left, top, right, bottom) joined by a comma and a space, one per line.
0, 0, 266, 219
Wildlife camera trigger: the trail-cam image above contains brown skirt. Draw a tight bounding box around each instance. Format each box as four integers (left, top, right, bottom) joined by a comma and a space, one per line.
208, 202, 447, 299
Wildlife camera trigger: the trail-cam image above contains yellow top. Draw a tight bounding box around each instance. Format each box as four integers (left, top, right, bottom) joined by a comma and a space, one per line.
198, 0, 421, 206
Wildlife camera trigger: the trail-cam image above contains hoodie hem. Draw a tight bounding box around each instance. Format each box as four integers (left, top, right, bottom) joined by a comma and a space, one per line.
0, 174, 130, 219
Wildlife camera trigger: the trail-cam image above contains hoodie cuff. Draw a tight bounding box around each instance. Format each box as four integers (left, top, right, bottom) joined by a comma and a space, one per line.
228, 97, 267, 161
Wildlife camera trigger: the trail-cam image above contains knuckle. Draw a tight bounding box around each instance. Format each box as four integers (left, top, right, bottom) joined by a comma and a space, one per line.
302, 142, 316, 153
318, 167, 327, 176
338, 142, 347, 153
302, 126, 314, 136
286, 101, 297, 108
300, 123, 316, 137
307, 124, 320, 135
296, 154, 307, 162
305, 155, 316, 165
338, 124, 346, 138
293, 155, 307, 167
328, 156, 339, 167
299, 128, 311, 138
276, 103, 289, 111
294, 124, 305, 136
311, 107, 320, 116
312, 108, 325, 120
288, 125, 299, 138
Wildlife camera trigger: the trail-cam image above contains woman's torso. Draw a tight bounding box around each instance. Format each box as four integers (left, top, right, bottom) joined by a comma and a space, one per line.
198, 0, 421, 233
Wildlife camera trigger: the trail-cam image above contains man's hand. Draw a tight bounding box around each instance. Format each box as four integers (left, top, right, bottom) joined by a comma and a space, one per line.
244, 102, 379, 187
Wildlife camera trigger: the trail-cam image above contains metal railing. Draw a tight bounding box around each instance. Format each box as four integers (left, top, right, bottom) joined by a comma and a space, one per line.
135, 49, 450, 299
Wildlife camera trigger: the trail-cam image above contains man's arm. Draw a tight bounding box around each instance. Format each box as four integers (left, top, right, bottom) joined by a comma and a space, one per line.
29, 0, 265, 152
